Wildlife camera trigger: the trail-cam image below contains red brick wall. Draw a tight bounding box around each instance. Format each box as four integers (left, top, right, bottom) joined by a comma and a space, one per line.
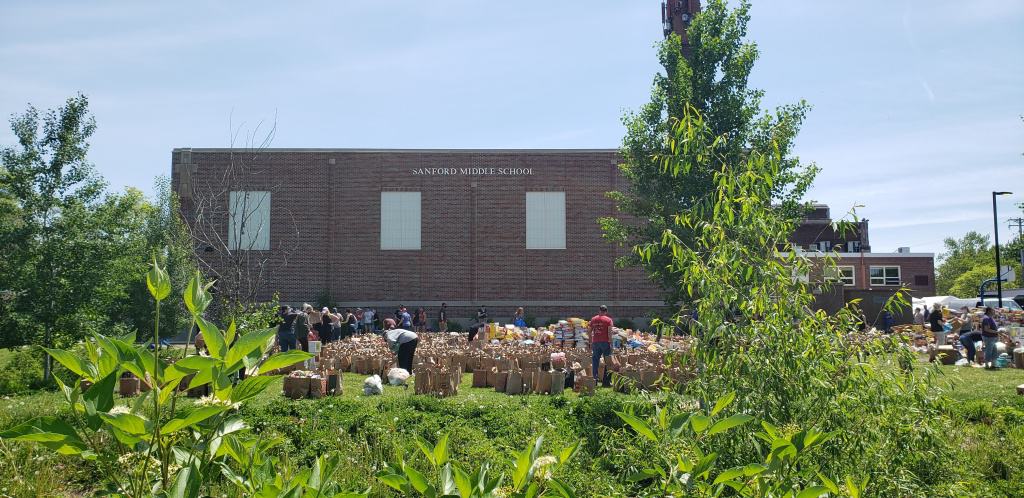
172, 149, 667, 322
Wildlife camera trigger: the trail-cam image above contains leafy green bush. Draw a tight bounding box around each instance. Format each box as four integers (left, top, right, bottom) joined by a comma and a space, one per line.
0, 348, 44, 395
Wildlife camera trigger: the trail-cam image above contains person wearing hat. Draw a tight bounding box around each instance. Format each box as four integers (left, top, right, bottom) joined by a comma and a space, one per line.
589, 305, 614, 387
384, 318, 418, 373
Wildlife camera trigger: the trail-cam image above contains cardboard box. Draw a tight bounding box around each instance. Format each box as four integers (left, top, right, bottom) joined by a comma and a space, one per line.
283, 376, 310, 399
119, 377, 140, 397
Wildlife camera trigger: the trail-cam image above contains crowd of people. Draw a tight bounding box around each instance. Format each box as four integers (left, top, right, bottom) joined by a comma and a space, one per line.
912, 304, 1010, 369
273, 302, 621, 384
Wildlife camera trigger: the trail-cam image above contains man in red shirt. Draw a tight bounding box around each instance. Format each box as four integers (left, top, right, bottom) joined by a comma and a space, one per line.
589, 305, 614, 387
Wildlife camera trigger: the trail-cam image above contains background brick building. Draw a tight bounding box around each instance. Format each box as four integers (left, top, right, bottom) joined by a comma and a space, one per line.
171, 149, 934, 327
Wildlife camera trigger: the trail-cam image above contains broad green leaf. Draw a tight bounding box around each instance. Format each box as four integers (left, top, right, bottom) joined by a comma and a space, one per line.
376, 473, 408, 492
174, 355, 219, 371
713, 467, 746, 484
710, 391, 736, 417
0, 417, 88, 455
184, 272, 213, 316
196, 315, 226, 360
433, 433, 450, 466
167, 462, 201, 498
546, 478, 576, 498
188, 367, 213, 389
707, 414, 754, 436
818, 473, 839, 494
83, 371, 117, 429
164, 405, 228, 434
796, 485, 829, 498
230, 375, 279, 403
415, 436, 435, 465
100, 412, 149, 436
404, 464, 430, 493
225, 327, 276, 369
690, 414, 712, 434
451, 464, 472, 498
256, 350, 313, 375
616, 411, 658, 442
45, 349, 87, 378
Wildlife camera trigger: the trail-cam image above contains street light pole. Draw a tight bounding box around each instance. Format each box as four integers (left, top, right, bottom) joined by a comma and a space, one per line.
992, 191, 1013, 308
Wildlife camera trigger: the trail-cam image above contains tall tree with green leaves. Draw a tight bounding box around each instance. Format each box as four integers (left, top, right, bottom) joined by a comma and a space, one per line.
934, 231, 991, 295
0, 94, 166, 381
600, 0, 815, 312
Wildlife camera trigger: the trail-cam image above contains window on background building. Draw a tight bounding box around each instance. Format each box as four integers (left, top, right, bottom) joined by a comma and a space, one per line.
228, 191, 270, 251
380, 192, 421, 250
869, 266, 901, 286
825, 265, 855, 286
526, 192, 566, 249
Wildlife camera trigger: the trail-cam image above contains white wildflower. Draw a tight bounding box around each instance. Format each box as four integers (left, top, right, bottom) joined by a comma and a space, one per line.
530, 455, 558, 481
108, 405, 131, 415
196, 395, 241, 410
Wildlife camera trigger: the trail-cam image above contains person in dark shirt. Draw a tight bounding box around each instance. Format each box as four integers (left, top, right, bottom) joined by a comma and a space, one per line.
928, 306, 946, 345
981, 307, 1000, 369
438, 303, 449, 333
277, 306, 298, 352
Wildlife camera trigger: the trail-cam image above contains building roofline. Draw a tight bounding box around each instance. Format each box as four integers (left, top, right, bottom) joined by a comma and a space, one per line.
173, 147, 621, 154
781, 251, 934, 258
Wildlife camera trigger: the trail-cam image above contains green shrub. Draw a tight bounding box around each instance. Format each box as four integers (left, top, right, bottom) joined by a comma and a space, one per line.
0, 348, 45, 395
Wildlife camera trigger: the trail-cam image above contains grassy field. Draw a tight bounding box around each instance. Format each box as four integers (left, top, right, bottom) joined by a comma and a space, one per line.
1, 352, 1023, 496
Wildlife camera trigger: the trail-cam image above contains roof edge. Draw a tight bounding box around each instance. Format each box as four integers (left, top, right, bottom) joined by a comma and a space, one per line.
172, 147, 621, 153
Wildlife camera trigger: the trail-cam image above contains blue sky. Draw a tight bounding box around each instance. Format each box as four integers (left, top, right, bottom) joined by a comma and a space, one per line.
1, 0, 1022, 255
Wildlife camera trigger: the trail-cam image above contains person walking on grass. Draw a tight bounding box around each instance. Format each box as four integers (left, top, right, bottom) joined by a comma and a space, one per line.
384, 318, 418, 373
589, 305, 614, 388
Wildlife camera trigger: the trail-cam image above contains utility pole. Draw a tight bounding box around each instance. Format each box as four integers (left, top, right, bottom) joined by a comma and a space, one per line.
1011, 217, 1024, 269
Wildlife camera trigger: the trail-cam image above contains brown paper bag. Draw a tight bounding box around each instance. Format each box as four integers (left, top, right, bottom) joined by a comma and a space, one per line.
506, 371, 523, 395
550, 371, 565, 395
308, 377, 328, 399
494, 371, 509, 392
283, 376, 310, 399
534, 370, 552, 394
472, 369, 488, 388
576, 376, 596, 395
486, 369, 498, 388
326, 372, 343, 395
119, 377, 140, 397
522, 370, 535, 394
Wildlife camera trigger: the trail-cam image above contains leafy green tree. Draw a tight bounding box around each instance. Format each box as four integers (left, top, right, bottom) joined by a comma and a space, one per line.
0, 94, 108, 378
123, 176, 197, 339
935, 231, 991, 295
600, 0, 815, 312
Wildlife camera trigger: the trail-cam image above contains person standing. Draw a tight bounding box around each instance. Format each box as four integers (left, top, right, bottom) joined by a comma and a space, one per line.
512, 307, 527, 328
477, 305, 489, 324
413, 307, 426, 333
277, 306, 297, 352
589, 305, 614, 387
296, 304, 313, 352
345, 309, 358, 337
363, 307, 375, 334
438, 303, 449, 333
399, 306, 413, 329
929, 305, 947, 345
318, 307, 334, 344
981, 307, 1000, 369
913, 307, 925, 327
384, 318, 418, 373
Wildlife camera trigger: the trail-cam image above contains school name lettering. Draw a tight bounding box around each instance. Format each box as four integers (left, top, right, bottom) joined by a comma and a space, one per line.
410, 167, 534, 176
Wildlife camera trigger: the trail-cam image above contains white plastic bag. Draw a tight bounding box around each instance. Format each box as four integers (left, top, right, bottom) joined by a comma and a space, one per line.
387, 368, 410, 386
363, 374, 384, 395
954, 359, 969, 366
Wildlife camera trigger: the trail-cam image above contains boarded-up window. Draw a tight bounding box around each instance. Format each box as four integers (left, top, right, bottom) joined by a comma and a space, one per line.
228, 191, 270, 251
526, 192, 566, 250
381, 192, 421, 250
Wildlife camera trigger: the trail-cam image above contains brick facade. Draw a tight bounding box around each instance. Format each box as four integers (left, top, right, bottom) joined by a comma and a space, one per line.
172, 148, 666, 324
171, 148, 935, 327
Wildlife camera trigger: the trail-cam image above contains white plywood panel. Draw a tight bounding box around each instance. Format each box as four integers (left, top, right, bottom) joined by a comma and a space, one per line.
381, 192, 421, 250
228, 191, 270, 251
526, 192, 565, 250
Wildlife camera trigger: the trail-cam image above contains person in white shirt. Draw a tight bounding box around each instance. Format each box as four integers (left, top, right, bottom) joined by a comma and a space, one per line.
363, 308, 375, 333
384, 318, 418, 372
